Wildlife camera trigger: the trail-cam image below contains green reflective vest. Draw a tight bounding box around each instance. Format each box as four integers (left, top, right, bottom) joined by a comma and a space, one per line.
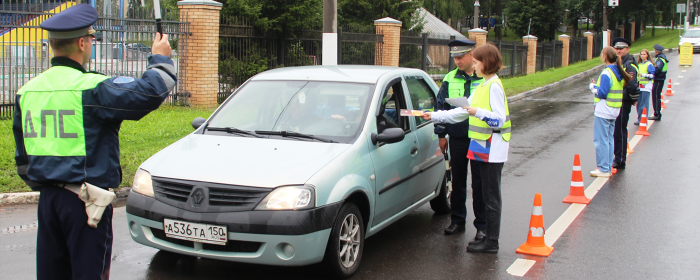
443, 68, 484, 99
594, 68, 623, 108
656, 56, 668, 72
468, 77, 511, 141
18, 66, 108, 157
638, 60, 653, 85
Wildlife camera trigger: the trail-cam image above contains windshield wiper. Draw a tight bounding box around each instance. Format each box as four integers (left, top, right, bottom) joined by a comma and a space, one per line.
254, 130, 337, 143
207, 127, 262, 138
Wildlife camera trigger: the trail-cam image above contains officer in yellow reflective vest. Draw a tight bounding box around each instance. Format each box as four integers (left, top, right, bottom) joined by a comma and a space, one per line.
11, 4, 176, 280
649, 44, 669, 120
434, 39, 486, 241
611, 38, 639, 170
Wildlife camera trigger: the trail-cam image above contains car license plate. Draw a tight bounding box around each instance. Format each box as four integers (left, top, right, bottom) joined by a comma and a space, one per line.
163, 219, 227, 245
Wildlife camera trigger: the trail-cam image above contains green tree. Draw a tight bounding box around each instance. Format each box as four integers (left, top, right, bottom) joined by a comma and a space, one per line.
506, 0, 560, 41
222, 0, 322, 33
338, 0, 423, 30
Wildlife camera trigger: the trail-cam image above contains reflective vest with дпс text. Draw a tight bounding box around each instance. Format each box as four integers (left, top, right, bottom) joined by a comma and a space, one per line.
443, 68, 484, 99
638, 60, 653, 85
468, 77, 511, 141
594, 68, 623, 108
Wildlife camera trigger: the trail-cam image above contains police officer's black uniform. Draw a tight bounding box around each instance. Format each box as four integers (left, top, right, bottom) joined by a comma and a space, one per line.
11, 5, 177, 280
434, 40, 485, 239
612, 38, 639, 169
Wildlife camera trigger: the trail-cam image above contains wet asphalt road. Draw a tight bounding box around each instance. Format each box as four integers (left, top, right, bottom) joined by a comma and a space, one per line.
2, 52, 699, 279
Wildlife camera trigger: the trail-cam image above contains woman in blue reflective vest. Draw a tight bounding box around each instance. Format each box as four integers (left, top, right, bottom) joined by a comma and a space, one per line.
588, 47, 632, 177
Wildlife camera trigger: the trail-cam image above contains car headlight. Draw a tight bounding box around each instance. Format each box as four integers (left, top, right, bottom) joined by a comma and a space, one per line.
132, 169, 154, 197
255, 185, 315, 210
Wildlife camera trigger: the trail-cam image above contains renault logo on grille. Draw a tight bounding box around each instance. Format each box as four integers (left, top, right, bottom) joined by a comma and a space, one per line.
191, 188, 205, 207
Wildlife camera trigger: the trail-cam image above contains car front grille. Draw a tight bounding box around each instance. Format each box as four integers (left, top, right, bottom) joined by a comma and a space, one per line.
151, 228, 262, 253
153, 180, 194, 203
208, 187, 269, 207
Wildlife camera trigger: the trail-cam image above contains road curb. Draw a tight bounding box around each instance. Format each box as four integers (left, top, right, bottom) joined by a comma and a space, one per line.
507, 64, 606, 103
0, 187, 131, 207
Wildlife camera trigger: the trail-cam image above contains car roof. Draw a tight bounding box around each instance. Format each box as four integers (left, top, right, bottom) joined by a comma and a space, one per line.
250, 65, 419, 84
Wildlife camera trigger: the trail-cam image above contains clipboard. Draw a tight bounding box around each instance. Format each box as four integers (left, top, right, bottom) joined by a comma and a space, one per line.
446, 97, 470, 107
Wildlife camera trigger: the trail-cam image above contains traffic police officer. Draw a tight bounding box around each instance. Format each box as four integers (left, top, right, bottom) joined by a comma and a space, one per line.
611, 38, 639, 170
11, 4, 176, 280
434, 39, 486, 243
649, 44, 668, 121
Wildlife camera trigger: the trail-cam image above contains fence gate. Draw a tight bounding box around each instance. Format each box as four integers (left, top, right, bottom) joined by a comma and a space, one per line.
1, 1, 190, 119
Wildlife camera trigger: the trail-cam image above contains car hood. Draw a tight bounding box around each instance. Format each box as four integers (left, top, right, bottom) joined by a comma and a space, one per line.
140, 134, 352, 188
680, 37, 700, 44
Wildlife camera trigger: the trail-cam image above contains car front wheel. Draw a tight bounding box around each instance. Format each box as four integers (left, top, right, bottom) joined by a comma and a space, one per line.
429, 173, 451, 214
324, 202, 364, 279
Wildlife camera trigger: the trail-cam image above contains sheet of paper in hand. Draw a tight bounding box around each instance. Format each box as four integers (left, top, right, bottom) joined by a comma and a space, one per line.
446, 97, 470, 107
400, 109, 424, 116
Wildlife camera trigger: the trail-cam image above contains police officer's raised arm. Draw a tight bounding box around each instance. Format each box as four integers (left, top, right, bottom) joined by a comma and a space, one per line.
84, 33, 176, 122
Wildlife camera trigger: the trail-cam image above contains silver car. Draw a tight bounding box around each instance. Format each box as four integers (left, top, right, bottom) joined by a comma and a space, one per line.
126, 66, 451, 278
679, 28, 700, 53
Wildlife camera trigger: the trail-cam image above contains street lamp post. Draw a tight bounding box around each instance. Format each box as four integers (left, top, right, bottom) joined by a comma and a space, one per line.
474, 1, 480, 29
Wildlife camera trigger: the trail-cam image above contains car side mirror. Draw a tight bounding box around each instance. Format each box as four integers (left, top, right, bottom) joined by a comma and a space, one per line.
192, 117, 206, 130
371, 128, 405, 145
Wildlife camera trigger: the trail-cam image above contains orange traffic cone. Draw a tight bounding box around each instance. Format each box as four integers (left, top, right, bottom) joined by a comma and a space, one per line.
665, 79, 674, 96
661, 94, 667, 109
627, 129, 634, 154
517, 193, 554, 257
636, 108, 651, 136
563, 154, 590, 204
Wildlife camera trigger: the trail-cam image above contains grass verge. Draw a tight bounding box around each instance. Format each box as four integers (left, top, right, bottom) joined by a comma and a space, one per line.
0, 106, 214, 193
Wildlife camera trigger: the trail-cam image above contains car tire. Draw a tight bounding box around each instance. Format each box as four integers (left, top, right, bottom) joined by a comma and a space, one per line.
429, 173, 451, 214
323, 202, 364, 279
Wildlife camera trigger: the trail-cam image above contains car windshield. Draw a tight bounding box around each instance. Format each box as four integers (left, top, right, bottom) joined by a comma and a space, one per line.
683, 30, 700, 38
206, 80, 374, 143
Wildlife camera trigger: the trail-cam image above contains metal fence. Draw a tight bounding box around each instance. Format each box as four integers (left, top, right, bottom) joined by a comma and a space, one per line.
218, 17, 383, 103
569, 37, 588, 65
399, 30, 452, 76
492, 40, 529, 77
1, 1, 189, 119
536, 40, 564, 72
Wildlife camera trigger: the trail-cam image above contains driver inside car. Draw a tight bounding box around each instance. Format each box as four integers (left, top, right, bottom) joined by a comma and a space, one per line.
315, 94, 356, 121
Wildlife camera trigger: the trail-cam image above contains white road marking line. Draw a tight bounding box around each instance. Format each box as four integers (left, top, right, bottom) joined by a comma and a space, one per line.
678, 76, 684, 78
544, 203, 587, 246
507, 259, 537, 276
674, 83, 680, 85
506, 107, 665, 276
682, 70, 687, 72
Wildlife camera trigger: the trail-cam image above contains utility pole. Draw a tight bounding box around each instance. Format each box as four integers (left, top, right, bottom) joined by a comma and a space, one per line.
602, 1, 608, 32
322, 0, 337, 65
495, 0, 502, 40
473, 1, 480, 29
686, 0, 691, 30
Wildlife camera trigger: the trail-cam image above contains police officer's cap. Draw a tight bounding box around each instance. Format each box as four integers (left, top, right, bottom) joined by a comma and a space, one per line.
448, 39, 476, 57
653, 44, 665, 52
612, 38, 631, 49
40, 4, 97, 39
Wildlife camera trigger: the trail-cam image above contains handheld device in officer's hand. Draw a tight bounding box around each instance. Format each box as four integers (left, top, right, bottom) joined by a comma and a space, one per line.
590, 77, 596, 84
153, 0, 162, 34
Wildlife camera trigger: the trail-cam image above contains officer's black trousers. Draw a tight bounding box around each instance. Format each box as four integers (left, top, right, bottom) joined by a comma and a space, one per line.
448, 137, 485, 230
470, 160, 504, 241
37, 186, 113, 280
614, 101, 633, 164
651, 79, 665, 117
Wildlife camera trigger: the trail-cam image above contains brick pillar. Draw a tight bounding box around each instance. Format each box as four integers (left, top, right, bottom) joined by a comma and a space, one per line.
374, 17, 402, 67
523, 35, 538, 75
630, 21, 636, 42
617, 25, 625, 39
467, 28, 488, 47
558, 34, 570, 67
584, 32, 594, 60
607, 30, 611, 47
178, 0, 222, 108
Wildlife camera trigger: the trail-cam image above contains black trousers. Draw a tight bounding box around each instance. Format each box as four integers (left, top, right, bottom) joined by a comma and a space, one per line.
614, 101, 633, 164
470, 160, 504, 241
448, 137, 485, 229
37, 186, 113, 280
652, 79, 665, 117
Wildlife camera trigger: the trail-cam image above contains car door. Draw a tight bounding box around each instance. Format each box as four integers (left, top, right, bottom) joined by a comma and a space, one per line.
368, 77, 420, 226
403, 74, 444, 203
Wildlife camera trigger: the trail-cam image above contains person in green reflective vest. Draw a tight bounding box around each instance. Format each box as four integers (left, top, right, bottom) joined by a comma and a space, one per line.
588, 47, 632, 177
611, 38, 639, 171
433, 39, 486, 241
635, 49, 655, 125
422, 44, 511, 253
650, 44, 669, 120
11, 4, 176, 280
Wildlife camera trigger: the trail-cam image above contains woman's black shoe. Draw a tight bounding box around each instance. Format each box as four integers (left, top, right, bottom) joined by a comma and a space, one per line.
444, 224, 466, 235
467, 239, 499, 253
